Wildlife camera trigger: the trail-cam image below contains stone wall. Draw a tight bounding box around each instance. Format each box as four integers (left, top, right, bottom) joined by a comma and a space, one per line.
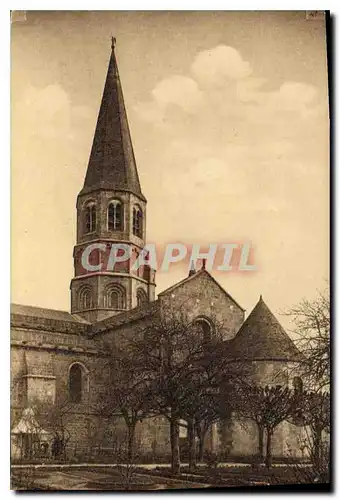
11, 317, 110, 458
220, 417, 305, 459
11, 290, 305, 462
159, 270, 245, 341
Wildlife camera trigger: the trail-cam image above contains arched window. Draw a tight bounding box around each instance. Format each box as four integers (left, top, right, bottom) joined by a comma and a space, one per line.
78, 286, 92, 310
293, 376, 303, 395
104, 284, 126, 310
69, 364, 83, 403
84, 202, 96, 233
133, 206, 143, 238
194, 318, 213, 344
136, 288, 148, 307
108, 290, 119, 309
108, 200, 123, 231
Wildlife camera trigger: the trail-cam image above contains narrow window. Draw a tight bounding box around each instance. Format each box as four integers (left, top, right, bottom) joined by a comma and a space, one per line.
83, 290, 91, 309
84, 203, 96, 233
105, 285, 126, 310
108, 200, 123, 231
109, 290, 120, 309
79, 287, 92, 310
69, 364, 82, 403
133, 206, 143, 238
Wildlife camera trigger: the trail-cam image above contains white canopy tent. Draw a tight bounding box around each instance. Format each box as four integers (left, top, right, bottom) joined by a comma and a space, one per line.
11, 408, 52, 460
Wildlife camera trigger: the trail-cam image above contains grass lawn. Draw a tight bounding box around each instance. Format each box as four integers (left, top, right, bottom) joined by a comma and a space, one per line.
135, 464, 323, 487
11, 466, 209, 491
11, 463, 329, 491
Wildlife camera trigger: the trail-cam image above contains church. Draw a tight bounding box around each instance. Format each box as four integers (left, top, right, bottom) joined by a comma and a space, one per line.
11, 41, 303, 462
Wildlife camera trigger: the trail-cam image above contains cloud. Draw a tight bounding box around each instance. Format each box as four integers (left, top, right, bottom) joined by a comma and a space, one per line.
134, 75, 203, 125
134, 43, 326, 180
152, 75, 203, 111
14, 84, 93, 139
12, 83, 95, 204
191, 45, 252, 85
134, 45, 321, 131
133, 46, 252, 125
133, 100, 165, 125
266, 82, 318, 112
23, 84, 70, 115
18, 84, 71, 137
236, 80, 319, 119
236, 77, 268, 103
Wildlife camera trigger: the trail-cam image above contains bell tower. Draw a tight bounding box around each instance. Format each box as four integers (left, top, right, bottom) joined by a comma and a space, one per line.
70, 39, 156, 322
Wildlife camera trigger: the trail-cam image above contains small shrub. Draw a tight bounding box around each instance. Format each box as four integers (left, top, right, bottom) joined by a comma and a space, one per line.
205, 451, 219, 471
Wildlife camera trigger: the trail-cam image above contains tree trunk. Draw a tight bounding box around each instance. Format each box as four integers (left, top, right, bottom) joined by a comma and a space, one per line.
312, 427, 322, 470
198, 428, 208, 463
187, 418, 196, 471
170, 416, 180, 475
127, 423, 136, 463
257, 423, 264, 463
20, 435, 24, 462
265, 429, 273, 469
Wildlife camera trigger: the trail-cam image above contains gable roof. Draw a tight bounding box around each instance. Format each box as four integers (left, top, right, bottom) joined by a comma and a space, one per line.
229, 296, 301, 361
79, 41, 145, 201
158, 269, 245, 312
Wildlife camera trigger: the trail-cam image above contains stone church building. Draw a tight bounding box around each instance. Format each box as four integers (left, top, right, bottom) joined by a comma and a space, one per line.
11, 42, 303, 462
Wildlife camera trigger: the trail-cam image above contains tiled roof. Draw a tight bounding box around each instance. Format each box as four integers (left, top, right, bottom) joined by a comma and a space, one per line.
92, 299, 160, 334
11, 303, 89, 324
229, 296, 301, 361
79, 43, 145, 201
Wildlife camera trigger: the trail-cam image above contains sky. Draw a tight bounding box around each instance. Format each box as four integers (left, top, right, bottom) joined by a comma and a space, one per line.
11, 11, 329, 327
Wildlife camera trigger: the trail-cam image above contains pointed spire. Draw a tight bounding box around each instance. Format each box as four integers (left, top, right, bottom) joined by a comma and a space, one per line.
80, 39, 145, 200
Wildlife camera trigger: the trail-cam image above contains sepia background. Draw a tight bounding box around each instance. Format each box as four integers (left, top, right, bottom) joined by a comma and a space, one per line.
11, 11, 329, 328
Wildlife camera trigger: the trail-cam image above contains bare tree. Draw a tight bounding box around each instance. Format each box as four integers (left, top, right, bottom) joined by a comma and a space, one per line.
31, 397, 73, 461
179, 356, 246, 469
184, 390, 220, 467
294, 390, 330, 472
234, 384, 296, 468
124, 306, 227, 474
97, 342, 154, 462
175, 367, 221, 470
285, 287, 330, 391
